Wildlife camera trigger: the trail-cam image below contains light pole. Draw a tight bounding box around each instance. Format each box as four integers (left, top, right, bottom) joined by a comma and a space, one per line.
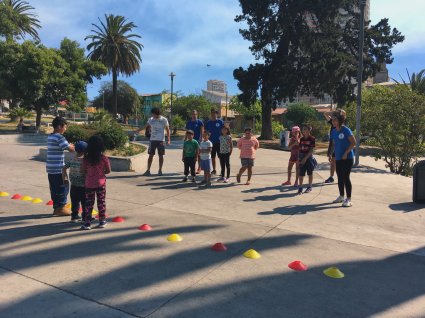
355, 0, 367, 166
102, 89, 105, 110
169, 72, 176, 123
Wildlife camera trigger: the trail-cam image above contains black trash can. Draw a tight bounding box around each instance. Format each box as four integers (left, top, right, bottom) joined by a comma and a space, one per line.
413, 160, 425, 203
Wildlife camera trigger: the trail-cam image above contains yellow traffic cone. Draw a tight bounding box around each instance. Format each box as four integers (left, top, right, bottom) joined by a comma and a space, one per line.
243, 249, 261, 259
323, 267, 345, 279
21, 196, 33, 201
167, 234, 183, 242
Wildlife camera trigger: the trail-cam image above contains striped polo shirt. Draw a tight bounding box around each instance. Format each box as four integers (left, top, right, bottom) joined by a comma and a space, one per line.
46, 133, 70, 174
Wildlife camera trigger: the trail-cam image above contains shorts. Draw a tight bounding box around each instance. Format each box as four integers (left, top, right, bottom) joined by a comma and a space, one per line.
211, 142, 220, 158
148, 140, 165, 156
299, 159, 314, 176
200, 159, 212, 172
241, 158, 254, 167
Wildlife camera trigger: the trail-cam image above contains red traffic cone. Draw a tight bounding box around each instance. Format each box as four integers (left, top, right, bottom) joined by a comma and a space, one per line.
211, 242, 227, 252
46, 200, 53, 206
139, 224, 152, 231
288, 260, 308, 271
112, 216, 125, 223
11, 194, 22, 200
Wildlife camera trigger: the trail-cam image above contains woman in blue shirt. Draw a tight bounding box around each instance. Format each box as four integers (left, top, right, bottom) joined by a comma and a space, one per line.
330, 109, 356, 207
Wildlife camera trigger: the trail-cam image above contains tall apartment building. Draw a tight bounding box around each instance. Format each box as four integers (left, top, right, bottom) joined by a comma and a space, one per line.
202, 80, 235, 119
207, 80, 227, 94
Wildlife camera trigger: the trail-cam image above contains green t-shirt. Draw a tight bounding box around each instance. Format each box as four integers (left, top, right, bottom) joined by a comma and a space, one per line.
183, 139, 199, 157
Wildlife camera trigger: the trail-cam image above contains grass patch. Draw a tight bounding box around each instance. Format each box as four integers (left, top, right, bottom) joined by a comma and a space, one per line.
106, 143, 146, 157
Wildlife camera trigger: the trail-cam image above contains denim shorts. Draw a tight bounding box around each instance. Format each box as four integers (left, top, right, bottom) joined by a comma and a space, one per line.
200, 159, 212, 172
241, 158, 254, 167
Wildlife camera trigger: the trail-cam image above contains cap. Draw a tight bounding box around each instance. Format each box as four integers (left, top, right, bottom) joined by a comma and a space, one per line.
291, 126, 300, 133
75, 141, 88, 153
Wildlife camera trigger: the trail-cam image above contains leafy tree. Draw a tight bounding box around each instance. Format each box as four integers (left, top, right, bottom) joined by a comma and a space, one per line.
284, 103, 318, 127
358, 85, 425, 176
85, 14, 143, 117
8, 106, 30, 121
170, 94, 214, 120
234, 0, 404, 139
171, 114, 185, 135
394, 69, 425, 95
0, 0, 40, 41
92, 81, 140, 123
229, 96, 261, 119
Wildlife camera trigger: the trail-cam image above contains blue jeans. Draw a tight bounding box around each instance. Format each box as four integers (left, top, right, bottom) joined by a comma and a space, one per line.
48, 174, 69, 209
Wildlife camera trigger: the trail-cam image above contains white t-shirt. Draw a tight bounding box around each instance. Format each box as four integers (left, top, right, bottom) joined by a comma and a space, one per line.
148, 116, 169, 141
200, 140, 213, 160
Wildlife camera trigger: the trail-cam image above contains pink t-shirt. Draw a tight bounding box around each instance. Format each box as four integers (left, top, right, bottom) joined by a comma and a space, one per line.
237, 137, 259, 159
83, 155, 110, 189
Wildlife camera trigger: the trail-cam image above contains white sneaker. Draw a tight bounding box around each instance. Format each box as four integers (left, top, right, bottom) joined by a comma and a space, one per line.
333, 196, 344, 203
342, 198, 352, 207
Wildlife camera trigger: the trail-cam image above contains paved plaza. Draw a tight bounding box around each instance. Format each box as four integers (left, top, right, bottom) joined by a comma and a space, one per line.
0, 138, 424, 318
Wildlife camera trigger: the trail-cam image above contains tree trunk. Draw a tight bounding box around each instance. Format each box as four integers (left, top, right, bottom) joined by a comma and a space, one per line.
35, 107, 42, 131
112, 69, 118, 118
260, 86, 273, 140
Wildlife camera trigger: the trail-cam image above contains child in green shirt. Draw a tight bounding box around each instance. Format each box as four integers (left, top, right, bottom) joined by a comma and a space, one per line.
182, 130, 200, 182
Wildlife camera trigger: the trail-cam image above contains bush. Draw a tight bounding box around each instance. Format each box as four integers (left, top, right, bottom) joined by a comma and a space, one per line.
95, 122, 128, 150
64, 125, 90, 143
285, 103, 318, 127
8, 107, 31, 122
308, 120, 330, 141
272, 121, 284, 139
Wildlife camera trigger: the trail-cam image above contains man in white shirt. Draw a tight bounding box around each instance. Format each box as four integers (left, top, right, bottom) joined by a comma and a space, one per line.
143, 108, 171, 176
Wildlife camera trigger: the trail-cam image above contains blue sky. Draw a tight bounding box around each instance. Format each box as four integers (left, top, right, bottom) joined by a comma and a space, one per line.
29, 0, 425, 100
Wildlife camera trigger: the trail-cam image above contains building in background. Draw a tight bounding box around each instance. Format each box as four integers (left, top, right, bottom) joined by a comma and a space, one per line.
202, 80, 235, 119
207, 80, 227, 94
141, 92, 171, 118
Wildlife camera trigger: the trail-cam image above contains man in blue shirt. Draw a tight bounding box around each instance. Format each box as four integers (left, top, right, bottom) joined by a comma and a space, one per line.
186, 110, 204, 174
205, 108, 224, 174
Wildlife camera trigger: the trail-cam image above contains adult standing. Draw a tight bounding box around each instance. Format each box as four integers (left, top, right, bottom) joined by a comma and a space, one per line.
143, 107, 170, 176
330, 109, 356, 207
323, 111, 336, 183
205, 108, 224, 175
185, 110, 204, 174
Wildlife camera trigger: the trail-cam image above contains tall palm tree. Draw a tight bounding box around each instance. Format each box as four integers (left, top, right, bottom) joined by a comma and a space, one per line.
85, 14, 143, 117
394, 69, 425, 95
1, 0, 41, 41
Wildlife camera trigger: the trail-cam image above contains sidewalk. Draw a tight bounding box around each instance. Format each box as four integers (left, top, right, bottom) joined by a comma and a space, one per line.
0, 141, 424, 318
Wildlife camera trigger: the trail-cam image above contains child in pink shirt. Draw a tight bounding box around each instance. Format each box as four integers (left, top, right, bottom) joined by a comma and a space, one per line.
81, 135, 111, 230
236, 127, 259, 185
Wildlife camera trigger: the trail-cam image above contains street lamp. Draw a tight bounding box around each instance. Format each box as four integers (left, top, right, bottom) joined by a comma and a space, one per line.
169, 72, 176, 123
355, 0, 367, 166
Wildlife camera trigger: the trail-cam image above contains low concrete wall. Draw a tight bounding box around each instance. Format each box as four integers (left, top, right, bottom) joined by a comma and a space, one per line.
0, 133, 47, 144
38, 146, 147, 172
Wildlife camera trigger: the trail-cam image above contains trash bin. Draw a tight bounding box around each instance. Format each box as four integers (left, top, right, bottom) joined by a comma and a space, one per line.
413, 160, 425, 203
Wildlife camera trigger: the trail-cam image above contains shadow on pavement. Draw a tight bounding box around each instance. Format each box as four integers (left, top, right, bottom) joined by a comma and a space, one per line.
389, 202, 425, 213
258, 202, 340, 215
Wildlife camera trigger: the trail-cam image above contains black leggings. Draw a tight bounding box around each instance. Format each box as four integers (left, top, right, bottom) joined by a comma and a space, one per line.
336, 159, 353, 198
219, 153, 231, 178
184, 157, 196, 176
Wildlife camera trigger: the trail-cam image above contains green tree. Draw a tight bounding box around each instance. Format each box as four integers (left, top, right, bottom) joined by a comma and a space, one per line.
85, 14, 143, 117
0, 0, 40, 41
234, 0, 404, 139
171, 114, 185, 135
171, 94, 214, 120
394, 69, 425, 95
229, 96, 261, 119
92, 80, 140, 123
360, 85, 425, 176
8, 106, 30, 121
284, 103, 318, 127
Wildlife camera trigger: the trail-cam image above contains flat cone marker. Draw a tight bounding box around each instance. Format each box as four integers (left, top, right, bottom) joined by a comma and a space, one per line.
12, 194, 22, 200
46, 200, 53, 206
323, 267, 345, 279
139, 224, 152, 231
21, 196, 33, 201
65, 203, 71, 209
0, 191, 9, 197
92, 209, 98, 216
32, 198, 43, 204
112, 216, 125, 223
243, 249, 261, 259
167, 233, 182, 242
211, 243, 227, 252
288, 260, 308, 271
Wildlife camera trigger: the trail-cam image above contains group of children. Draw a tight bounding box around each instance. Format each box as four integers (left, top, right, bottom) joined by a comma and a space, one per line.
182, 126, 259, 187
47, 117, 111, 230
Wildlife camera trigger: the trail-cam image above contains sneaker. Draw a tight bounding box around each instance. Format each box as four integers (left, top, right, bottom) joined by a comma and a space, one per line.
325, 176, 334, 183
223, 178, 229, 183
142, 170, 151, 177
182, 177, 188, 182
342, 199, 352, 207
158, 170, 163, 176
80, 224, 91, 230
70, 216, 81, 223
297, 187, 303, 195
191, 176, 196, 182
281, 180, 291, 186
333, 195, 344, 203
53, 206, 72, 216
217, 177, 225, 182
304, 187, 312, 193
97, 221, 107, 228
211, 170, 216, 175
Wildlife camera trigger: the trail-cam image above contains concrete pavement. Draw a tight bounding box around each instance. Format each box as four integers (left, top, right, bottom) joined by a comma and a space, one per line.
0, 140, 424, 318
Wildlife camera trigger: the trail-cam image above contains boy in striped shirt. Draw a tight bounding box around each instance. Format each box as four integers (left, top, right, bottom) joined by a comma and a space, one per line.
47, 117, 75, 216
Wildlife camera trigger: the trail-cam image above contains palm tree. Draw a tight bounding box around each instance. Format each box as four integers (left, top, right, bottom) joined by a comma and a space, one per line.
1, 0, 41, 41
394, 69, 425, 95
85, 14, 143, 117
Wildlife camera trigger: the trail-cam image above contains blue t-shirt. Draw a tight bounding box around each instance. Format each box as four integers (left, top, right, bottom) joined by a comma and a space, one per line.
205, 119, 224, 143
331, 126, 354, 160
186, 119, 204, 141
